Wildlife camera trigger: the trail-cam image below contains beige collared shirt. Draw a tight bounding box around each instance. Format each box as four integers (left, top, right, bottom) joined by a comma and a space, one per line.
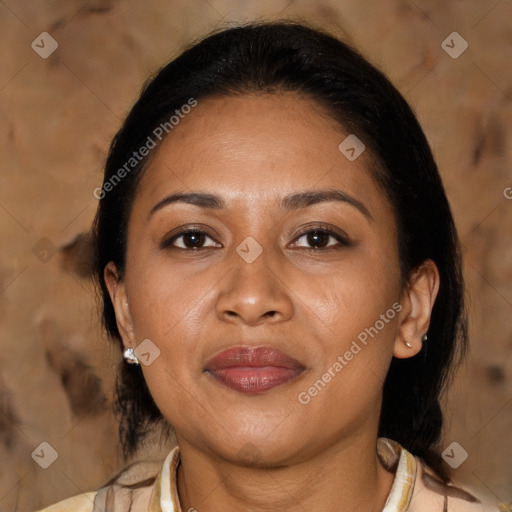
35, 438, 504, 512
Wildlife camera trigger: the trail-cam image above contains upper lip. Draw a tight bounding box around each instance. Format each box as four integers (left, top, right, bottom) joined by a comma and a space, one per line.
205, 345, 306, 371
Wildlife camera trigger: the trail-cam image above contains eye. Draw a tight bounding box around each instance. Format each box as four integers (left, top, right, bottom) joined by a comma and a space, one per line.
161, 224, 350, 251
291, 226, 351, 250
161, 228, 221, 250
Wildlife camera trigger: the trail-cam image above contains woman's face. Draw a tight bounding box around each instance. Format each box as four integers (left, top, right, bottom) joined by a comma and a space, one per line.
106, 92, 425, 465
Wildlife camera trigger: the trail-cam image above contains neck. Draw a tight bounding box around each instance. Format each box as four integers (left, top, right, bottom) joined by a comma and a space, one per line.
175, 433, 396, 512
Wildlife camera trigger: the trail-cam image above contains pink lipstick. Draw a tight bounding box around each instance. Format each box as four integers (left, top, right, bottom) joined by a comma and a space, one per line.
205, 346, 305, 393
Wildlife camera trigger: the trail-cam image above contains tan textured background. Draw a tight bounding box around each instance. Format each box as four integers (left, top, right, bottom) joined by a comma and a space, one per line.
0, 0, 511, 510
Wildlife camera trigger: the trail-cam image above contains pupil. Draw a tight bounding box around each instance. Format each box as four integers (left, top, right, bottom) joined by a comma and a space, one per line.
184, 232, 204, 248
308, 230, 328, 248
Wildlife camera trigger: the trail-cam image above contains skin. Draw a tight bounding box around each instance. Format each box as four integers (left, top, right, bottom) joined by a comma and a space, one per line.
105, 92, 440, 512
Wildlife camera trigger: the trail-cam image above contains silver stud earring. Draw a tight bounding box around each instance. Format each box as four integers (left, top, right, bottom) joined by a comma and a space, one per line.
404, 341, 413, 348
422, 334, 428, 342
123, 347, 140, 365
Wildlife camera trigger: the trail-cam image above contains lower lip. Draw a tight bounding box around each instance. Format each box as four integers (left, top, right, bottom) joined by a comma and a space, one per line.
207, 366, 304, 393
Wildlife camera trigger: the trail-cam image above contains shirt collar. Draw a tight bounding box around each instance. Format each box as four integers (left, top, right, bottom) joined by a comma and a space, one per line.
148, 437, 417, 512
379, 438, 417, 511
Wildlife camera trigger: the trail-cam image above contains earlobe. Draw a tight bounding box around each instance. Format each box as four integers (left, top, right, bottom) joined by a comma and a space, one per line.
393, 260, 440, 360
103, 261, 135, 350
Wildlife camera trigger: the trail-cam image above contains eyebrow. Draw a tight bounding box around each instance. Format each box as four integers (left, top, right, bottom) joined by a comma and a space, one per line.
147, 188, 373, 222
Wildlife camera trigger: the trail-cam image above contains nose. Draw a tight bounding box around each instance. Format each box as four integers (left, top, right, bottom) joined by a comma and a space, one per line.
215, 250, 294, 326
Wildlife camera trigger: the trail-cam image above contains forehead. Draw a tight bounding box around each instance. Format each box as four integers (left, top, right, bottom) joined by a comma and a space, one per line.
134, 93, 385, 214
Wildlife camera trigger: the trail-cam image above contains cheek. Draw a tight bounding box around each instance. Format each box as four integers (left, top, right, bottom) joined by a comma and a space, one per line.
125, 266, 211, 425
295, 254, 400, 394
125, 259, 214, 363
299, 254, 400, 338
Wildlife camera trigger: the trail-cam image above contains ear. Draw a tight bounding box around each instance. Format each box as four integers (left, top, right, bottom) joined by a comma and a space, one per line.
394, 259, 440, 359
104, 261, 135, 351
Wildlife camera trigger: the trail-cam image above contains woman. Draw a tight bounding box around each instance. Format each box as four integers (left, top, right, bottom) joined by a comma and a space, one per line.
36, 20, 502, 512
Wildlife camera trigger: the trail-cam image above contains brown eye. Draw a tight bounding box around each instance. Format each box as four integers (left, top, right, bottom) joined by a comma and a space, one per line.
162, 229, 220, 250
292, 227, 351, 250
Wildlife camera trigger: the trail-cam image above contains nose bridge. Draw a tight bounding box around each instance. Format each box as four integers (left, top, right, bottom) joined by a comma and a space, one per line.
215, 241, 293, 325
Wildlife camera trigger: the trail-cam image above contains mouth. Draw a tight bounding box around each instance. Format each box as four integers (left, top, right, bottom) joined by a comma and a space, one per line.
204, 345, 306, 394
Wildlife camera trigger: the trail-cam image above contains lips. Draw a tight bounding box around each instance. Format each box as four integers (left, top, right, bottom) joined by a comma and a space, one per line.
205, 346, 306, 394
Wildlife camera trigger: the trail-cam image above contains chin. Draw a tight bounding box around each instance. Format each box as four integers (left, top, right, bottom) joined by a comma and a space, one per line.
211, 431, 308, 468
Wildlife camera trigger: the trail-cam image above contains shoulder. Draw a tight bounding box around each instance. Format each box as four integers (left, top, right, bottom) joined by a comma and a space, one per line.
33, 455, 165, 512
34, 491, 97, 512
409, 457, 502, 512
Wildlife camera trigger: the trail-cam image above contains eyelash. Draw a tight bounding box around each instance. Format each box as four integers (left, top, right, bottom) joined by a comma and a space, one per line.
161, 223, 351, 252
